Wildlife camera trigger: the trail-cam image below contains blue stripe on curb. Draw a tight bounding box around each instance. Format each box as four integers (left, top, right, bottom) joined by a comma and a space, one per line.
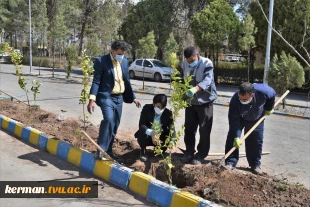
110, 163, 133, 189
21, 127, 32, 142
147, 179, 178, 207
56, 141, 71, 161
0, 115, 3, 128
8, 120, 17, 134
38, 134, 48, 150
199, 200, 222, 207
80, 152, 96, 173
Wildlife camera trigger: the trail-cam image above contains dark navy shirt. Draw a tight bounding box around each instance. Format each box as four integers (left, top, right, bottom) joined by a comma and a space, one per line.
228, 84, 276, 138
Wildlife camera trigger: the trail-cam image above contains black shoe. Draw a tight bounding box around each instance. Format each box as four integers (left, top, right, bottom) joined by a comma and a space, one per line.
191, 155, 204, 165
107, 153, 120, 160
224, 164, 235, 171
251, 166, 263, 175
140, 148, 148, 162
180, 153, 194, 163
94, 151, 104, 160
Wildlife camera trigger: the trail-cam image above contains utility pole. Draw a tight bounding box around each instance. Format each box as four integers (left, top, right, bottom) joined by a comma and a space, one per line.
29, 0, 32, 73
263, 0, 274, 84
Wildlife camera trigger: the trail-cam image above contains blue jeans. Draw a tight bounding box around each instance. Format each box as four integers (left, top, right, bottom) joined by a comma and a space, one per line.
225, 120, 264, 168
97, 95, 123, 155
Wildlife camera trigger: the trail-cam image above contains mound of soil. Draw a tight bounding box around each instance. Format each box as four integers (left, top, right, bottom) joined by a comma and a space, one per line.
1, 99, 309, 207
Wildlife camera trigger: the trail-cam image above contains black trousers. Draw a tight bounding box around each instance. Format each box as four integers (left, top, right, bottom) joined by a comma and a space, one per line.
184, 102, 213, 158
137, 133, 167, 152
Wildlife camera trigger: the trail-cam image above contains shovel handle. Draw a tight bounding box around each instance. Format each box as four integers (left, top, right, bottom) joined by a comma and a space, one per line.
81, 130, 114, 161
223, 90, 290, 161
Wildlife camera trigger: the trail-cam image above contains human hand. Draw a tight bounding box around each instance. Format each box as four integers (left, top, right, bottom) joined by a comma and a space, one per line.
233, 137, 242, 148
151, 131, 159, 145
133, 99, 141, 108
87, 100, 95, 114
264, 109, 274, 116
183, 87, 197, 101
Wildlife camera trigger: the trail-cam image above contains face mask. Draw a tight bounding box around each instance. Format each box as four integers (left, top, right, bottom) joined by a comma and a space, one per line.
188, 60, 198, 67
240, 97, 253, 105
115, 54, 124, 61
154, 107, 164, 115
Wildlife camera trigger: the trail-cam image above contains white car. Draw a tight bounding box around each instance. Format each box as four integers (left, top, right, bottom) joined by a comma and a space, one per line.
128, 59, 174, 82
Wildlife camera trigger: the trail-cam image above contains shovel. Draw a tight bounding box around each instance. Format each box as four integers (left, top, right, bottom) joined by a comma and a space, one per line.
217, 90, 290, 169
178, 147, 270, 156
81, 130, 117, 163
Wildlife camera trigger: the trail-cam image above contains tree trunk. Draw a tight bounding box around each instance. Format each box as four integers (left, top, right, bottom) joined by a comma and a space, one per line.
248, 47, 250, 82
10, 33, 13, 47
14, 32, 17, 49
52, 39, 55, 78
250, 47, 256, 83
78, 0, 92, 56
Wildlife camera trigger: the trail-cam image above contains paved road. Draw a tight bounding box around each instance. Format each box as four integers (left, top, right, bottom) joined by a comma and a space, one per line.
0, 131, 155, 207
1, 64, 309, 106
0, 64, 310, 190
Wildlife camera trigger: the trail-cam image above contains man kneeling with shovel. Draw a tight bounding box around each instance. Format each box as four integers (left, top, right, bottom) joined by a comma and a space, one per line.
225, 82, 276, 175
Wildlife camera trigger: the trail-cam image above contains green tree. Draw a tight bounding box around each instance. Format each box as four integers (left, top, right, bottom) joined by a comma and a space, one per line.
79, 50, 94, 131
95, 0, 123, 55
86, 33, 101, 57
138, 31, 157, 59
48, 10, 68, 77
120, 0, 177, 60
268, 51, 305, 107
11, 49, 30, 108
239, 14, 257, 82
78, 0, 98, 56
163, 33, 179, 65
250, 0, 310, 66
191, 0, 239, 80
153, 52, 192, 184
0, 0, 28, 48
64, 44, 78, 78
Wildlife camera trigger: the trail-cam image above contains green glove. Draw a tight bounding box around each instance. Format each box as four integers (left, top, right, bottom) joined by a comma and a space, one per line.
265, 109, 274, 116
233, 137, 242, 148
183, 87, 197, 100
189, 87, 197, 94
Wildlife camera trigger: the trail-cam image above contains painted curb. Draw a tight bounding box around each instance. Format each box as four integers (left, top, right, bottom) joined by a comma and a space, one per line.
0, 114, 221, 207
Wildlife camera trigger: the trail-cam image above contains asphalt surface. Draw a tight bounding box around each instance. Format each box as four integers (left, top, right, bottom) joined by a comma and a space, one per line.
0, 64, 310, 191
0, 131, 155, 207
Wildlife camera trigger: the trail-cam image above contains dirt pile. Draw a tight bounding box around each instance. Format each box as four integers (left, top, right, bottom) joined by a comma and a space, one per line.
1, 99, 309, 207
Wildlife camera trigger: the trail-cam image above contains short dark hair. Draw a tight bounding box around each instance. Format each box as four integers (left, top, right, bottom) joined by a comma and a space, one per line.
111, 40, 131, 51
153, 94, 167, 108
184, 46, 198, 58
238, 82, 255, 95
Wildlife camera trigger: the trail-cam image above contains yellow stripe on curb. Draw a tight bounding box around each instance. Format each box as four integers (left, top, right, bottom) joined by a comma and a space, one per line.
14, 123, 23, 137
46, 138, 60, 155
93, 160, 114, 181
170, 191, 203, 207
1, 117, 10, 129
129, 172, 154, 197
29, 129, 41, 145
67, 147, 83, 167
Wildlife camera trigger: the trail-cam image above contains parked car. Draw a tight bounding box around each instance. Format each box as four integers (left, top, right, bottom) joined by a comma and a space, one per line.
128, 59, 174, 82
225, 55, 241, 62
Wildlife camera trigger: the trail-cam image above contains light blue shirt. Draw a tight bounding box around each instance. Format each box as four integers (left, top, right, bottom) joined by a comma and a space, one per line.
146, 114, 162, 135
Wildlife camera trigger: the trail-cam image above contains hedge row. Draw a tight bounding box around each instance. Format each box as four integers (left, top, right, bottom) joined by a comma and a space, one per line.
216, 67, 310, 91
22, 56, 67, 69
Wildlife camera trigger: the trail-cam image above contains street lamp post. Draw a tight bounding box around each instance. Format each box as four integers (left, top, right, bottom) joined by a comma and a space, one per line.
263, 0, 274, 84
29, 0, 32, 73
